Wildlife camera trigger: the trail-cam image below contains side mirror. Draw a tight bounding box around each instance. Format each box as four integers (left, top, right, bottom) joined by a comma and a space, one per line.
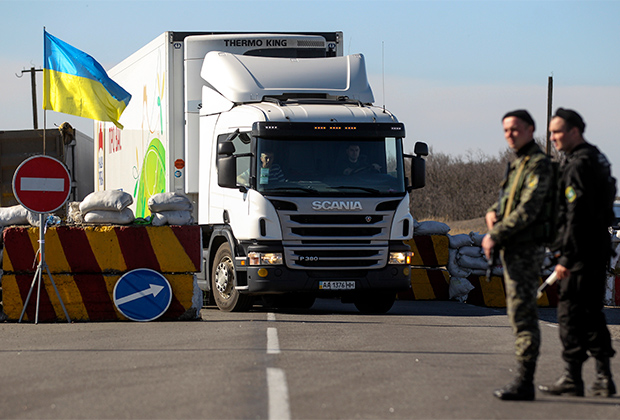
414, 141, 429, 157
218, 141, 235, 156
217, 141, 237, 188
406, 141, 428, 191
410, 156, 426, 190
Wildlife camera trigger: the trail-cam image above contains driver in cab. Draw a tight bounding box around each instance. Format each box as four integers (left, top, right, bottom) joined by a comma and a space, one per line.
341, 144, 381, 175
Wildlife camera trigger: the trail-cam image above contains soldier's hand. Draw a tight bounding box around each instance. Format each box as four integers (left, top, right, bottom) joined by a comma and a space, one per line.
485, 211, 498, 231
554, 264, 570, 280
482, 234, 496, 260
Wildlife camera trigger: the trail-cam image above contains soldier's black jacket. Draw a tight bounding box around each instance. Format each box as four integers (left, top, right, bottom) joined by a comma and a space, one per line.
553, 142, 616, 271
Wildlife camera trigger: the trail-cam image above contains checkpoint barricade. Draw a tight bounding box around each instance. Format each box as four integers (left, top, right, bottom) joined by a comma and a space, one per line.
1, 225, 202, 322
400, 229, 559, 307
465, 275, 558, 308
399, 235, 450, 301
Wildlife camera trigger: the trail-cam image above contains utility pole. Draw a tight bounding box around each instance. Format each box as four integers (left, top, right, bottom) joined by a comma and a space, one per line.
18, 67, 43, 129
546, 75, 553, 156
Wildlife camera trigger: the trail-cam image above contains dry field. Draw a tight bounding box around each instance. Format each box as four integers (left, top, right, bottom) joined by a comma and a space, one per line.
427, 217, 488, 236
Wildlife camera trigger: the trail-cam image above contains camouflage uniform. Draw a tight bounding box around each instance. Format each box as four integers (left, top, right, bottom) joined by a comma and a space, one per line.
488, 140, 554, 364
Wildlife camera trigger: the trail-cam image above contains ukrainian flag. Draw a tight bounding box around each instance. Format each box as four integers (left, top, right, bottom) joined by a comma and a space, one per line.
43, 31, 131, 129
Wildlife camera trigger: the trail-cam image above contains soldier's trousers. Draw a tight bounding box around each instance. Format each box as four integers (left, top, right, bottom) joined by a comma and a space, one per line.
557, 257, 616, 364
501, 245, 545, 364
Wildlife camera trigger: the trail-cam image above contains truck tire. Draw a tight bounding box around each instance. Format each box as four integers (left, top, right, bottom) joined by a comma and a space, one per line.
353, 291, 395, 314
211, 243, 253, 312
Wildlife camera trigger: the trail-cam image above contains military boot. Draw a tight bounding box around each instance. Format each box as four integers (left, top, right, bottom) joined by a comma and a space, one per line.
538, 362, 584, 396
494, 361, 536, 401
589, 357, 616, 397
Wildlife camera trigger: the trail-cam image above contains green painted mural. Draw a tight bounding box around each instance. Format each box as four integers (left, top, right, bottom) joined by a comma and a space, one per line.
134, 137, 166, 218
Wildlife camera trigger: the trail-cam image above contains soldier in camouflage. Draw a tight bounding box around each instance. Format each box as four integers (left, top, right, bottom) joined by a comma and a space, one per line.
482, 110, 554, 401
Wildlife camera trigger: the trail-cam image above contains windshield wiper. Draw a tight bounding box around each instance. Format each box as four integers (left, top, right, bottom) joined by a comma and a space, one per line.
333, 186, 381, 194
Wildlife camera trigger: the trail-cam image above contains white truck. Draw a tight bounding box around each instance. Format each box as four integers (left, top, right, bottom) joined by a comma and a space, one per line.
95, 31, 428, 313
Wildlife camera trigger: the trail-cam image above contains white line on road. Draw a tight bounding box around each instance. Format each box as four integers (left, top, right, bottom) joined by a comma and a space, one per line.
267, 367, 291, 420
267, 312, 276, 321
267, 327, 280, 354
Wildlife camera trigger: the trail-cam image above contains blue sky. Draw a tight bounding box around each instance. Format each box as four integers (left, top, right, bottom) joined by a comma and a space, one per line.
2, 0, 619, 176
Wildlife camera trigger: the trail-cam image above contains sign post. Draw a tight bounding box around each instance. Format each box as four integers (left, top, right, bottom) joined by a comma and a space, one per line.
12, 155, 72, 323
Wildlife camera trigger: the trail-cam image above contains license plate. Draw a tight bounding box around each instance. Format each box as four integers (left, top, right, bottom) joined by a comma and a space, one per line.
318, 281, 356, 290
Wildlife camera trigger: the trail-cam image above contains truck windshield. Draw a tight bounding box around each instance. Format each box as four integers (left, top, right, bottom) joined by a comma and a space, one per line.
255, 137, 406, 196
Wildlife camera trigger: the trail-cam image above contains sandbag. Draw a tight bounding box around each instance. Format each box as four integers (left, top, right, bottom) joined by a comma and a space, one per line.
470, 269, 488, 276
0, 205, 29, 227
458, 246, 483, 257
67, 202, 84, 224
151, 210, 193, 226
492, 266, 504, 277
148, 192, 193, 212
449, 233, 473, 249
470, 232, 486, 246
449, 277, 475, 301
448, 248, 472, 278
413, 220, 450, 236
83, 208, 135, 225
80, 190, 133, 213
458, 254, 489, 270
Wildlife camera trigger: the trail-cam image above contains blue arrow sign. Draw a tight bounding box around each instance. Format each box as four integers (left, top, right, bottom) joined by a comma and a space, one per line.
113, 269, 172, 321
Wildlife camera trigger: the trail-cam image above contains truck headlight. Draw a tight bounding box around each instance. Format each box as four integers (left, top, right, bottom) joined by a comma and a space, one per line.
248, 252, 283, 266
388, 251, 413, 265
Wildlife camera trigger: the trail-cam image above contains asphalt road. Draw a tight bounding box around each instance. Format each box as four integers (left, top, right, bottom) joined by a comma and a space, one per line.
1, 299, 619, 419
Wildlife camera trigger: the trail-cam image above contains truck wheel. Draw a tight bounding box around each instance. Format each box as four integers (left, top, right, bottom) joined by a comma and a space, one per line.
211, 243, 253, 312
353, 291, 395, 314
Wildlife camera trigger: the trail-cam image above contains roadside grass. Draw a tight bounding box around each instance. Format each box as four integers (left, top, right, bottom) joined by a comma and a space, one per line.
422, 217, 488, 236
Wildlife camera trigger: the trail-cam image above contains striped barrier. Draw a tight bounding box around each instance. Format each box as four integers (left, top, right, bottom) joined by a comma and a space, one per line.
401, 233, 560, 308
2, 273, 198, 322
465, 275, 558, 308
2, 225, 202, 322
405, 235, 449, 267
398, 268, 450, 301
3, 225, 201, 273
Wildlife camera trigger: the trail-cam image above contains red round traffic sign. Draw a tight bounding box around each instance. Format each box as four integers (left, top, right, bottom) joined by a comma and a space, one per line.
12, 155, 71, 213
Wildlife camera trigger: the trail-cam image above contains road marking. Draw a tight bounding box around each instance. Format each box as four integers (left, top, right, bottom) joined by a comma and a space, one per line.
267, 367, 291, 420
267, 327, 280, 354
267, 312, 276, 321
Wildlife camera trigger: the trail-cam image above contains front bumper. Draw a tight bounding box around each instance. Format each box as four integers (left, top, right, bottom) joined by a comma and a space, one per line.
236, 264, 411, 294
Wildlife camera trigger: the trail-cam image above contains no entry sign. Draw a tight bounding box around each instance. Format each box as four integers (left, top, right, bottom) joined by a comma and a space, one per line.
12, 155, 71, 213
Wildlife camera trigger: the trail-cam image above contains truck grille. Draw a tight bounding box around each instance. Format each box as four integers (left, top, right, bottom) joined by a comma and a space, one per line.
288, 247, 386, 268
274, 198, 396, 270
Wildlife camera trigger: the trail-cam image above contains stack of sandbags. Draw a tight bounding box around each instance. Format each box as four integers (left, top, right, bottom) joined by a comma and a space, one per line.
446, 231, 500, 302
148, 192, 194, 226
79, 190, 135, 225
0, 205, 40, 227
413, 220, 451, 236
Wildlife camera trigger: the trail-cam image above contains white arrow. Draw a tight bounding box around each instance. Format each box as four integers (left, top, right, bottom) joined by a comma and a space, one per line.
116, 284, 165, 306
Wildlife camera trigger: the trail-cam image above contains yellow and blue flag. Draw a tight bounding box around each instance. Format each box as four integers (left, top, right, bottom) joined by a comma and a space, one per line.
43, 30, 131, 129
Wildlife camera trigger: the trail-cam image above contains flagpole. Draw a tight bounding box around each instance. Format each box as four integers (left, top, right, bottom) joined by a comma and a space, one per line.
43, 109, 46, 155
43, 27, 46, 155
